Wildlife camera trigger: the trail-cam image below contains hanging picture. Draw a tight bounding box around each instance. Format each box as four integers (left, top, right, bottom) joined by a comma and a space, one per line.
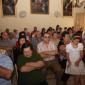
31, 0, 49, 14
2, 0, 16, 16
63, 0, 73, 16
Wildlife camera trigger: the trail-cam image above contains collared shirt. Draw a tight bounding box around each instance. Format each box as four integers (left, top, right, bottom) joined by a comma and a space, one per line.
0, 54, 13, 85
37, 41, 56, 61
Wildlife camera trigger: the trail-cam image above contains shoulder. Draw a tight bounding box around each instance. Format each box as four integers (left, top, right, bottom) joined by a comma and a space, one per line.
49, 41, 55, 44
66, 43, 71, 51
17, 55, 25, 62
0, 54, 12, 62
66, 43, 71, 48
18, 54, 24, 59
37, 41, 43, 46
0, 54, 13, 70
32, 52, 40, 58
78, 43, 83, 47
17, 55, 26, 67
78, 43, 84, 49
32, 52, 43, 61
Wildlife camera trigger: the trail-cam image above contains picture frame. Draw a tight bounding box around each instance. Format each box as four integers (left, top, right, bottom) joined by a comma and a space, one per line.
30, 0, 49, 14
0, 1, 2, 16
62, 0, 73, 16
1, 0, 16, 16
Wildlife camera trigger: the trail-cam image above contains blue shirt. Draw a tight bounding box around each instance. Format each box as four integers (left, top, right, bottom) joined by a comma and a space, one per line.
0, 54, 13, 85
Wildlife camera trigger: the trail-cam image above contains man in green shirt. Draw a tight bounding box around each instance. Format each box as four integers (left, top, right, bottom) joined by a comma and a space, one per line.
17, 43, 48, 85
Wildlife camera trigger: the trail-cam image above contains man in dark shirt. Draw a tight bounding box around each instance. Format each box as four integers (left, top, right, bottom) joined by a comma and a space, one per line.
17, 43, 48, 85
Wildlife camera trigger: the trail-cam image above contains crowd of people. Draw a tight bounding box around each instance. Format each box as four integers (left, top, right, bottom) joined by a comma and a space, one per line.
0, 25, 85, 85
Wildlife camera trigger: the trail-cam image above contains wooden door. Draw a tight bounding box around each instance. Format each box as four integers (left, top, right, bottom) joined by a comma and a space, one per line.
75, 13, 85, 31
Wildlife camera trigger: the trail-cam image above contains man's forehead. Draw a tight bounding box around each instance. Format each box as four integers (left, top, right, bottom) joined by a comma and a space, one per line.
24, 47, 31, 51
44, 33, 49, 36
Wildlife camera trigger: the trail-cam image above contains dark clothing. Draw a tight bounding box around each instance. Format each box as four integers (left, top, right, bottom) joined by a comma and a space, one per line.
17, 53, 48, 85
18, 80, 48, 85
13, 47, 22, 64
43, 59, 63, 85
58, 39, 70, 84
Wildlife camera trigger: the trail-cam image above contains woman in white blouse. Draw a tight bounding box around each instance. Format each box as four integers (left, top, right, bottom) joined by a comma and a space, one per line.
65, 34, 85, 85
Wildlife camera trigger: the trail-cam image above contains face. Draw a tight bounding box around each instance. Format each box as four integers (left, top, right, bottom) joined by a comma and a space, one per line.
59, 45, 66, 51
47, 31, 52, 36
68, 29, 73, 34
19, 38, 26, 46
36, 31, 41, 38
63, 34, 70, 44
34, 27, 37, 31
23, 47, 32, 57
24, 28, 27, 32
52, 33, 58, 39
2, 32, 9, 40
43, 33, 50, 43
72, 39, 79, 45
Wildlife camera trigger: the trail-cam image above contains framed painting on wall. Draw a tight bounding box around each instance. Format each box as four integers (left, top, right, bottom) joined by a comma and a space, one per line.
0, 1, 2, 16
62, 0, 73, 16
1, 0, 16, 16
30, 0, 49, 14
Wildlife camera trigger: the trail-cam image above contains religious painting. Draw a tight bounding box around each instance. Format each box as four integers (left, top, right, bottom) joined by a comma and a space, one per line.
2, 0, 16, 16
63, 0, 73, 16
31, 0, 49, 14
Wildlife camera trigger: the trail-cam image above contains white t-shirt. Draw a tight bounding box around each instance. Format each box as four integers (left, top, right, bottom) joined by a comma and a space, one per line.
65, 43, 85, 75
66, 43, 83, 62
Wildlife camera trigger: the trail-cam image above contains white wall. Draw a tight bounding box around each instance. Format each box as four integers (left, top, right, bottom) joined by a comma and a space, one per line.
0, 0, 74, 32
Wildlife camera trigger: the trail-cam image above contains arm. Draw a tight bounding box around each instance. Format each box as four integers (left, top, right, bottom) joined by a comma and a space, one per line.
39, 52, 50, 58
78, 50, 84, 62
39, 50, 58, 58
66, 53, 71, 68
48, 50, 58, 55
20, 61, 44, 72
20, 65, 35, 72
75, 50, 84, 66
0, 66, 13, 79
37, 43, 58, 58
25, 61, 44, 69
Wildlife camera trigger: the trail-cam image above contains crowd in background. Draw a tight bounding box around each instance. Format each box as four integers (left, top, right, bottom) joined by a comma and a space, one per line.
0, 25, 85, 85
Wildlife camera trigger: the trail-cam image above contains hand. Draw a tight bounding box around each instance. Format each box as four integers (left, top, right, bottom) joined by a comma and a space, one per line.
29, 62, 36, 66
25, 62, 35, 67
25, 62, 36, 67
21, 66, 30, 72
25, 63, 31, 66
75, 61, 80, 67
